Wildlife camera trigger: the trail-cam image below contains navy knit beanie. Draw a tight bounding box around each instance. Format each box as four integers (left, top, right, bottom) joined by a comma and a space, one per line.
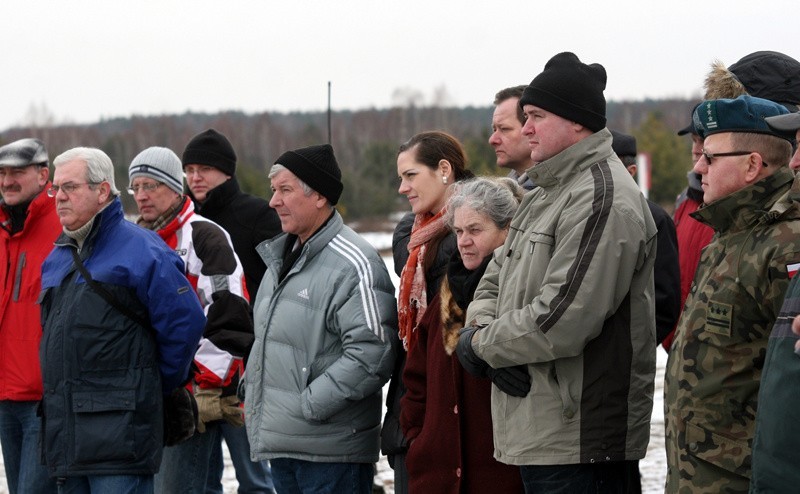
519, 52, 607, 132
181, 129, 237, 176
275, 144, 343, 205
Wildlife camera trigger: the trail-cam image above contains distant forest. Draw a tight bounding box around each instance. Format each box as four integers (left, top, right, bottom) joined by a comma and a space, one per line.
0, 98, 698, 220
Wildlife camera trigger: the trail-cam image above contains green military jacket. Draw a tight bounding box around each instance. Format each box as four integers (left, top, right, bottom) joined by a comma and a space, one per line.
665, 167, 800, 493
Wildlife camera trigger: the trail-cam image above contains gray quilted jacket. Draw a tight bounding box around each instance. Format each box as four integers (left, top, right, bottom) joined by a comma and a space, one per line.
244, 211, 398, 463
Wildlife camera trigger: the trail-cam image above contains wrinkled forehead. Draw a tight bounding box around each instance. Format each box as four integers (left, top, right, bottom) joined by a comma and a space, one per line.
270, 167, 301, 187
53, 159, 88, 182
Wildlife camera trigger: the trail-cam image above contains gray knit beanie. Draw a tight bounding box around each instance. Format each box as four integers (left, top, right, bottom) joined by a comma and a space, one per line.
129, 147, 184, 194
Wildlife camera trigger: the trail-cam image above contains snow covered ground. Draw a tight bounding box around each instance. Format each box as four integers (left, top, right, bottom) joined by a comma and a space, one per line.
0, 231, 668, 493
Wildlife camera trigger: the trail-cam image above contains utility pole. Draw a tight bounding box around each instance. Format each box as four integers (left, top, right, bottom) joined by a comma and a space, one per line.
327, 81, 332, 144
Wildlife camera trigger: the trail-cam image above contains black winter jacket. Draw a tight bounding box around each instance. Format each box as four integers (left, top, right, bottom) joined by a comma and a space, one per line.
648, 200, 681, 344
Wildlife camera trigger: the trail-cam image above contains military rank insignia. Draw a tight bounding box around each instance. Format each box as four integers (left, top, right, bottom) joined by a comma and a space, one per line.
706, 300, 732, 336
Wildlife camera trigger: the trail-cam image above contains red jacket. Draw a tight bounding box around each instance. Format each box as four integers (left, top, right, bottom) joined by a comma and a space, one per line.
662, 195, 714, 350
0, 186, 61, 401
401, 279, 523, 494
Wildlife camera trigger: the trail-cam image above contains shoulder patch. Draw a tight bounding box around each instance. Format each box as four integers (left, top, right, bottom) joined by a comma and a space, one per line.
706, 300, 732, 336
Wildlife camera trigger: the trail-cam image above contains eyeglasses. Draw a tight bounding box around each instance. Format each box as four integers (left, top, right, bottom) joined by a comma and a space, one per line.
46, 182, 100, 197
700, 150, 769, 167
127, 182, 164, 195
184, 166, 216, 177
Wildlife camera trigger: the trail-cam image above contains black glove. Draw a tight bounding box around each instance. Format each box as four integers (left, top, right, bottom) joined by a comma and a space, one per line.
457, 326, 532, 397
236, 376, 246, 403
456, 326, 489, 377
163, 387, 198, 447
487, 365, 531, 397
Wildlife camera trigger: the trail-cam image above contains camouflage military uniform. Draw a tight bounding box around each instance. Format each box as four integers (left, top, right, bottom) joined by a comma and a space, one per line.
665, 167, 800, 493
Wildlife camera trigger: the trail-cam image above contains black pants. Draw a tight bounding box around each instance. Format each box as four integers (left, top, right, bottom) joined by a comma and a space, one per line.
520, 461, 641, 494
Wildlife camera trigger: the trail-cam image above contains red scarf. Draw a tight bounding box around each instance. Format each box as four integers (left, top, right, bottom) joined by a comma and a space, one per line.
398, 209, 448, 351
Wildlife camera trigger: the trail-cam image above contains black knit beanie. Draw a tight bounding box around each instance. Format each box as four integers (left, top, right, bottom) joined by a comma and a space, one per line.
275, 144, 343, 205
519, 52, 607, 132
181, 129, 237, 176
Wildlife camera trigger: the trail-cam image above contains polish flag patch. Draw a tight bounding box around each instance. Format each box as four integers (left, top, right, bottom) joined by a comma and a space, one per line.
787, 262, 800, 279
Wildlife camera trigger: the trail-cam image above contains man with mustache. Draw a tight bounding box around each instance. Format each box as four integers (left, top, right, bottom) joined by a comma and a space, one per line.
0, 138, 59, 493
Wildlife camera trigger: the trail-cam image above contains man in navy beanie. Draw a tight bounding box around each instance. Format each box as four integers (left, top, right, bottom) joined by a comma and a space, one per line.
456, 52, 657, 492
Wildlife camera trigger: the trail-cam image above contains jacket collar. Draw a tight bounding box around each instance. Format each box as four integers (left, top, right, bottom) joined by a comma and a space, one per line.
691, 167, 798, 233
527, 128, 615, 190
54, 197, 124, 252
257, 210, 342, 274
152, 196, 194, 241
0, 183, 54, 235
192, 176, 240, 215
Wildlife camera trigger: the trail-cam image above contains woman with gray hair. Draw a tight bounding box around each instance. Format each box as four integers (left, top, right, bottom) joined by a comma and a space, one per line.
399, 176, 526, 494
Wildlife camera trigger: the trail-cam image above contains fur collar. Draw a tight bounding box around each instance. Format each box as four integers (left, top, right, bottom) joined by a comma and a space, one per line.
439, 277, 464, 355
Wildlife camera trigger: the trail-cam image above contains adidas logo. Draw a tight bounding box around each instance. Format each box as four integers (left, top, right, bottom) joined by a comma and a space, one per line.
297, 288, 310, 300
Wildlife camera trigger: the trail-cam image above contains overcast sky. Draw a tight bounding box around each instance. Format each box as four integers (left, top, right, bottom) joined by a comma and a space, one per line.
2, 0, 797, 132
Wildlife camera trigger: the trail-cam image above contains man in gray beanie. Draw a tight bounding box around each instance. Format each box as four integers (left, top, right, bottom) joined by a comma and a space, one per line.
128, 147, 257, 494
456, 52, 657, 492
0, 138, 59, 493
244, 144, 398, 493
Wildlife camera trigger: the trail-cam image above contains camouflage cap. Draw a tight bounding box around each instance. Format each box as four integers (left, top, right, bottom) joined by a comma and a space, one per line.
693, 95, 791, 140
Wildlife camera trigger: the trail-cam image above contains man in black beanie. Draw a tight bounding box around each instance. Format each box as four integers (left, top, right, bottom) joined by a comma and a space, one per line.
456, 52, 657, 493
182, 129, 280, 493
244, 144, 398, 494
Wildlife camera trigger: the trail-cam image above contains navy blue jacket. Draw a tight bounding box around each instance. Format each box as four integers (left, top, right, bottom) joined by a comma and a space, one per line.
39, 198, 205, 477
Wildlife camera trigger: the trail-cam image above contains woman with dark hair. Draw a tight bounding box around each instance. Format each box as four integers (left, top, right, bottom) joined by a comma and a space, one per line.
381, 131, 473, 494
400, 177, 525, 493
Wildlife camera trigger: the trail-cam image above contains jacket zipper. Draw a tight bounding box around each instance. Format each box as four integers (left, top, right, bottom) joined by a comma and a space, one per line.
12, 252, 25, 302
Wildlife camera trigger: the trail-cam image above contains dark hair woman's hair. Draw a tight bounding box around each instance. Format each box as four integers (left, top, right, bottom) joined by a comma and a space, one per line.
398, 131, 474, 181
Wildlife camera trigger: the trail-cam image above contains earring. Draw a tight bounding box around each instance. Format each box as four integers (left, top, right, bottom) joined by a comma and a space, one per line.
442, 175, 448, 184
